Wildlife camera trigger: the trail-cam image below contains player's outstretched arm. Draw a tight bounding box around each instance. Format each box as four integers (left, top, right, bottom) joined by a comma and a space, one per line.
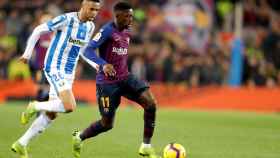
81, 47, 116, 77
20, 14, 67, 63
82, 23, 116, 76
20, 24, 51, 63
81, 46, 107, 71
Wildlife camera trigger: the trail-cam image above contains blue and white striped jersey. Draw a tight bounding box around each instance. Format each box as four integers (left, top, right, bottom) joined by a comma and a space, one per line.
44, 12, 95, 78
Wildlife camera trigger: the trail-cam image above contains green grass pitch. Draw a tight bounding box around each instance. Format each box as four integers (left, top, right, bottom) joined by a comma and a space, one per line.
1, 101, 280, 158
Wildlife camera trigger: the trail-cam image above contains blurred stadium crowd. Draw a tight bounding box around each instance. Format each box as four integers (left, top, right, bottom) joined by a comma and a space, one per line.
0, 0, 279, 87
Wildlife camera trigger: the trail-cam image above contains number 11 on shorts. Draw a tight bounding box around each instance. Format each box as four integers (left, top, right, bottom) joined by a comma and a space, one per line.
101, 97, 110, 112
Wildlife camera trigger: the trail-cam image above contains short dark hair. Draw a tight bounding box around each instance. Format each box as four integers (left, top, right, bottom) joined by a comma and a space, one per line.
113, 1, 132, 11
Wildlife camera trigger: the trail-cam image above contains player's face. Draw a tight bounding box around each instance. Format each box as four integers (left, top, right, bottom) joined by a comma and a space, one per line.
81, 1, 101, 21
116, 9, 133, 29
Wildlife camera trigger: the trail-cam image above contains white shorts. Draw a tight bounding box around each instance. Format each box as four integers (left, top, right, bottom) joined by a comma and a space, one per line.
44, 71, 73, 99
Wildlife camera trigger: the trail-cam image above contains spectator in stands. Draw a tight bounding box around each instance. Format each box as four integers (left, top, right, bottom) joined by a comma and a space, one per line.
0, 0, 279, 88
262, 18, 280, 69
0, 47, 7, 79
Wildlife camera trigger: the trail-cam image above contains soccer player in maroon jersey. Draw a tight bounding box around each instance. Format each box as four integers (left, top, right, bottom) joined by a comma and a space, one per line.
72, 2, 160, 158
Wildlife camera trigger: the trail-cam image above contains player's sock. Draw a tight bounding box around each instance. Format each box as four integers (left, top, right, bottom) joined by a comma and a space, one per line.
79, 120, 109, 141
143, 106, 156, 143
141, 142, 152, 148
34, 99, 65, 112
18, 113, 52, 146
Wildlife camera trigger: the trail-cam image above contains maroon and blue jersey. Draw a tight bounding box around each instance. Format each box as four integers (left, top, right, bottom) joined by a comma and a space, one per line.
83, 22, 131, 84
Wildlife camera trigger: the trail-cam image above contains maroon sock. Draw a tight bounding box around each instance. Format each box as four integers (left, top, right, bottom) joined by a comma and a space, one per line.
80, 120, 107, 141
143, 107, 156, 143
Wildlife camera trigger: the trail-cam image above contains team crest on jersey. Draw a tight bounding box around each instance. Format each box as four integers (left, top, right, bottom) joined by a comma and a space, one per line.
93, 29, 103, 42
93, 32, 102, 42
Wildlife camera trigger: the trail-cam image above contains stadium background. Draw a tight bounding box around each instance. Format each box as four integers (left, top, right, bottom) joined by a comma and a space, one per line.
0, 0, 280, 158
0, 0, 280, 111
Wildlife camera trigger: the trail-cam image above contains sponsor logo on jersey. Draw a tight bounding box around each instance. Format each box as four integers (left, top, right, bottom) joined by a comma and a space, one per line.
112, 47, 128, 55
69, 37, 86, 46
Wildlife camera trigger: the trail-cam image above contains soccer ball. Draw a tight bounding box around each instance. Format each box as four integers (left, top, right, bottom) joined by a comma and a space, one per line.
163, 143, 186, 158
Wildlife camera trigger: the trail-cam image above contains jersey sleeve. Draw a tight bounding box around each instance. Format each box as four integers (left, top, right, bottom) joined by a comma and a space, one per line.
21, 23, 51, 60
89, 24, 113, 49
82, 24, 113, 70
46, 14, 68, 31
81, 52, 104, 71
82, 46, 108, 71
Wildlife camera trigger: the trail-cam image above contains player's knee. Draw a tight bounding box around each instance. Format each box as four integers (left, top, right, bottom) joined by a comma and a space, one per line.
63, 102, 76, 113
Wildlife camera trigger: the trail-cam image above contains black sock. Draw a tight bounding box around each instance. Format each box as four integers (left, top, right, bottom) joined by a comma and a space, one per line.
143, 107, 156, 143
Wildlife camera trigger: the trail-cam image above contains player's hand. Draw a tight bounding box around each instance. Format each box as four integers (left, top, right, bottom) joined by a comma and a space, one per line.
103, 64, 116, 77
19, 56, 28, 64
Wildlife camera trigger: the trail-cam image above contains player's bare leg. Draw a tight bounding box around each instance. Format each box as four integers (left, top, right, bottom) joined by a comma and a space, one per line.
137, 90, 160, 158
20, 89, 76, 125
58, 90, 77, 113
35, 89, 77, 113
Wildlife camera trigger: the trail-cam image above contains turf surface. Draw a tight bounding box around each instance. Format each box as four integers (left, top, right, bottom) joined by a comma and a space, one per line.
1, 101, 280, 158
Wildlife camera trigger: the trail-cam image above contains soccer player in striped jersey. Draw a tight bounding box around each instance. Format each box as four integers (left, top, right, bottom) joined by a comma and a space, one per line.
72, 2, 160, 158
11, 1, 116, 157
